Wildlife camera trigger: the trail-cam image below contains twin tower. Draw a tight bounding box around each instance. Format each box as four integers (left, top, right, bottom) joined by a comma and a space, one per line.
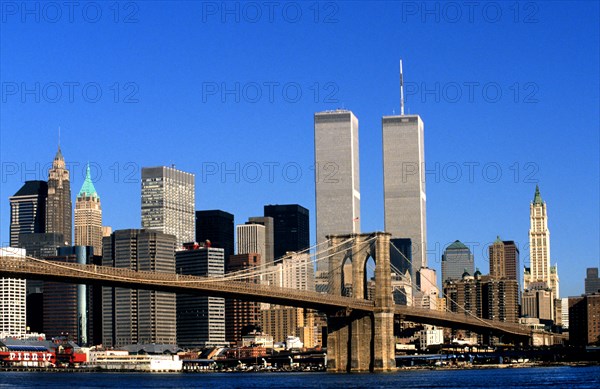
314, 110, 427, 285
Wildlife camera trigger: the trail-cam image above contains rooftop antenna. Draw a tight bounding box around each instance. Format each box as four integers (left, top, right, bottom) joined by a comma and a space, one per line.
58, 126, 61, 147
399, 59, 405, 116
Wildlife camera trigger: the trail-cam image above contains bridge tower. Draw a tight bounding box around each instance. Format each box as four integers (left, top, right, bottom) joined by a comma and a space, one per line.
326, 232, 395, 372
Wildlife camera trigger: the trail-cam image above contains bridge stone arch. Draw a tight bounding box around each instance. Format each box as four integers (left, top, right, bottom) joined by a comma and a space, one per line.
325, 232, 395, 372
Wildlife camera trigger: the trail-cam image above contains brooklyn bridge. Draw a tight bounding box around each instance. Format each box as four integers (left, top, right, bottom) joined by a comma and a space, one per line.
0, 232, 539, 372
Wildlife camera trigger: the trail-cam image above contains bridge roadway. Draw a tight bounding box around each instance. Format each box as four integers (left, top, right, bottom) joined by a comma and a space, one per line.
0, 257, 532, 338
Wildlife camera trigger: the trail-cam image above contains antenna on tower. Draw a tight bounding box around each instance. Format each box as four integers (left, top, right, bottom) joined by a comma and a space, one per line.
58, 126, 61, 147
400, 59, 405, 116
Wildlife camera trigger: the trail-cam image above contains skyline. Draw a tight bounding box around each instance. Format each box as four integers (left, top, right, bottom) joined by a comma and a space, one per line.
1, 1, 598, 299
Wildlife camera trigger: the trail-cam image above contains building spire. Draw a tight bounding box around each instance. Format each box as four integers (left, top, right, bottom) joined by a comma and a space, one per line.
533, 184, 543, 205
78, 163, 99, 198
399, 59, 405, 115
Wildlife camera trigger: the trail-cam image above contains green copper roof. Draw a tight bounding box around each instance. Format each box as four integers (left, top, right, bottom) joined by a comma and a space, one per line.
447, 240, 468, 250
533, 185, 543, 205
78, 164, 99, 198
494, 235, 502, 244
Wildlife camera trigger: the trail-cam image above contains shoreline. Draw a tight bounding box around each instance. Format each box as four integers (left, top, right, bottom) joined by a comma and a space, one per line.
0, 361, 597, 374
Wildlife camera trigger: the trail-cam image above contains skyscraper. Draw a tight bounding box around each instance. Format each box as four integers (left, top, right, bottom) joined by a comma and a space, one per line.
382, 113, 427, 283
225, 253, 261, 345
314, 110, 360, 272
75, 164, 103, 255
9, 180, 48, 247
585, 268, 600, 295
43, 246, 93, 345
524, 185, 559, 298
141, 166, 195, 245
264, 204, 310, 262
0, 247, 26, 337
176, 243, 227, 348
247, 216, 274, 264
46, 146, 72, 245
10, 180, 52, 334
441, 240, 474, 284
237, 223, 266, 259
489, 237, 520, 283
102, 229, 177, 347
195, 210, 234, 261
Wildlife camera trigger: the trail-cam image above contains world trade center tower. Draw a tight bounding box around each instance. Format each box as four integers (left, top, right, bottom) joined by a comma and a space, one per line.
314, 110, 360, 273
382, 114, 427, 283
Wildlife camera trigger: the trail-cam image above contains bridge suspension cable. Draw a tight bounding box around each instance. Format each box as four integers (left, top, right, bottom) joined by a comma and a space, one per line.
388, 241, 496, 328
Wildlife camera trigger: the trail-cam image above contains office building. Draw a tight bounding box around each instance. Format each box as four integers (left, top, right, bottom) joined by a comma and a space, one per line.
102, 229, 177, 348
264, 204, 310, 261
314, 110, 360, 272
141, 166, 195, 245
441, 240, 474, 284
0, 248, 26, 338
195, 210, 234, 262
9, 181, 48, 247
561, 297, 570, 329
247, 216, 274, 264
382, 113, 427, 282
444, 271, 518, 324
568, 294, 600, 346
46, 146, 72, 245
585, 268, 600, 294
263, 252, 315, 292
489, 237, 520, 283
75, 164, 103, 255
43, 246, 93, 345
524, 185, 559, 299
176, 243, 226, 348
10, 180, 56, 334
522, 284, 554, 322
237, 223, 266, 259
225, 253, 261, 345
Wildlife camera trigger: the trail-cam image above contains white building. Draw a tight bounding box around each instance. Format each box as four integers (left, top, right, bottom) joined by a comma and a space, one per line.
264, 252, 315, 291
419, 326, 444, 350
237, 223, 266, 259
141, 166, 195, 245
285, 335, 303, 349
0, 248, 26, 338
561, 298, 569, 329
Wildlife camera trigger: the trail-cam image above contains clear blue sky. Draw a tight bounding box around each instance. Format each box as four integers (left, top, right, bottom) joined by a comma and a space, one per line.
1, 1, 598, 298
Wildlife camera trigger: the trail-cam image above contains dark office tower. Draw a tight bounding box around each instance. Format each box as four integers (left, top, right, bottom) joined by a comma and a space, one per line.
195, 210, 234, 262
225, 253, 262, 345
441, 241, 474, 284
585, 268, 600, 295
10, 181, 51, 334
102, 229, 177, 348
176, 243, 226, 348
46, 146, 72, 245
390, 238, 412, 276
9, 181, 48, 247
489, 237, 520, 283
43, 246, 93, 345
264, 204, 310, 262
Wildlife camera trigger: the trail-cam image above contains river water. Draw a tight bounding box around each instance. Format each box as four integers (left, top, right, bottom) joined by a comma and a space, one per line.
1, 366, 598, 388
